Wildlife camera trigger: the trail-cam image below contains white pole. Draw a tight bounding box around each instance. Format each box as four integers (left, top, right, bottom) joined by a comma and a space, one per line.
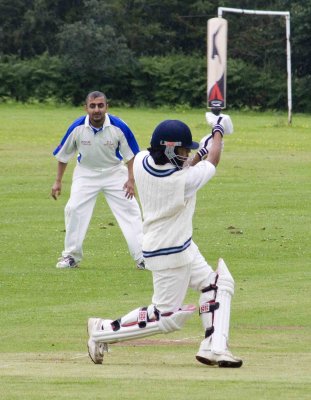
286, 14, 292, 124
218, 7, 289, 17
218, 7, 292, 124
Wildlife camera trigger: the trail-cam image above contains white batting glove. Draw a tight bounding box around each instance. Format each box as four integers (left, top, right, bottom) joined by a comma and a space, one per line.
199, 134, 213, 152
205, 112, 234, 135
197, 133, 224, 160
197, 146, 209, 160
212, 124, 224, 137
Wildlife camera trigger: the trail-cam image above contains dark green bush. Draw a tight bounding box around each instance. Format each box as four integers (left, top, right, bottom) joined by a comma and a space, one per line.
0, 54, 64, 102
227, 58, 287, 110
132, 54, 206, 107
293, 74, 311, 113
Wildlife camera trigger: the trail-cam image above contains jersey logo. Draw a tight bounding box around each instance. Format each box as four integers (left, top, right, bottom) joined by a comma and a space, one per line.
103, 140, 115, 146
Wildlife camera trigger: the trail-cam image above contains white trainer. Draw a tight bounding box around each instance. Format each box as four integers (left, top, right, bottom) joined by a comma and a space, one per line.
196, 349, 243, 368
87, 318, 108, 365
56, 256, 79, 269
87, 337, 105, 364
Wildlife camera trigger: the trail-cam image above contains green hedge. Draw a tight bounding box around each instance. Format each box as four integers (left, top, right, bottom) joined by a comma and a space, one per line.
131, 54, 206, 107
0, 53, 309, 112
0, 54, 64, 102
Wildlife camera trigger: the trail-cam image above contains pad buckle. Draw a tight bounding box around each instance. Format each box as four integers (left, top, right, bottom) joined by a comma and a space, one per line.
138, 308, 148, 328
201, 284, 218, 293
199, 301, 219, 314
205, 326, 215, 338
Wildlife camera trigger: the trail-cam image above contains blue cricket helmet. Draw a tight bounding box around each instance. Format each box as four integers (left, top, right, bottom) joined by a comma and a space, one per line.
150, 120, 199, 150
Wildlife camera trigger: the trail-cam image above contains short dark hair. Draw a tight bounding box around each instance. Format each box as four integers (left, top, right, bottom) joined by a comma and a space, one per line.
148, 146, 170, 165
85, 91, 107, 104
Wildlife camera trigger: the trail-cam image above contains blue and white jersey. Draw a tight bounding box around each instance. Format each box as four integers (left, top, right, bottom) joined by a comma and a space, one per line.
53, 114, 140, 170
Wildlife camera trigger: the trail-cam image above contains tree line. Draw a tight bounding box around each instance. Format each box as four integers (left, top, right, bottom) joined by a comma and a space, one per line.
0, 0, 310, 111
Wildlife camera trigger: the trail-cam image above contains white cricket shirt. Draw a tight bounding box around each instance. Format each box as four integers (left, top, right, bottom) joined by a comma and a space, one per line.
134, 151, 216, 270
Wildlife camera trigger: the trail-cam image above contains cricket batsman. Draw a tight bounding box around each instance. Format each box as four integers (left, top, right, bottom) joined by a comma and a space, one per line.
87, 116, 242, 368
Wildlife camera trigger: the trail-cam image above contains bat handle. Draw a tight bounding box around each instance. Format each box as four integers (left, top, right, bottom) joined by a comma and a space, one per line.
211, 107, 222, 116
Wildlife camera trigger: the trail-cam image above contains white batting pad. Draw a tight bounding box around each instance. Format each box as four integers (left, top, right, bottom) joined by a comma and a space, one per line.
92, 305, 196, 344
92, 319, 161, 344
210, 258, 235, 353
158, 304, 196, 333
205, 112, 234, 135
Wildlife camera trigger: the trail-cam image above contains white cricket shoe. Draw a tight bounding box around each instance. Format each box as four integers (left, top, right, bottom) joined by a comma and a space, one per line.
196, 349, 243, 368
56, 255, 79, 269
87, 318, 108, 365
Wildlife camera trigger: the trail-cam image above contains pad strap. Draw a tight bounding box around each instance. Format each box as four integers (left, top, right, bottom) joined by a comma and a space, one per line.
138, 307, 148, 328
201, 283, 218, 293
199, 300, 219, 314
205, 326, 214, 338
199, 278, 219, 338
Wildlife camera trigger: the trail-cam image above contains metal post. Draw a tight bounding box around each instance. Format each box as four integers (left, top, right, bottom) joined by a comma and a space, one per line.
218, 7, 292, 124
285, 14, 292, 124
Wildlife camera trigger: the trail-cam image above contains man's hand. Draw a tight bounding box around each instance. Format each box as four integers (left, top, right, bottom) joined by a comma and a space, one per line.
123, 178, 135, 199
51, 181, 62, 200
205, 112, 234, 135
51, 162, 67, 200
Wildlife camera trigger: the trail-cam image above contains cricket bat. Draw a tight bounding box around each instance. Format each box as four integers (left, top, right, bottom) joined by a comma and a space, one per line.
207, 17, 228, 109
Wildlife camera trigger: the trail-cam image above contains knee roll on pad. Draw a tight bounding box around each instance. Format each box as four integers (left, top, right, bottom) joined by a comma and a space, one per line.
216, 258, 235, 296
217, 276, 234, 296
158, 305, 196, 333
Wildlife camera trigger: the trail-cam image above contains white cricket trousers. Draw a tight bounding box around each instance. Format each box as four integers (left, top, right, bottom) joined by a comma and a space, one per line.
62, 164, 143, 263
151, 243, 216, 313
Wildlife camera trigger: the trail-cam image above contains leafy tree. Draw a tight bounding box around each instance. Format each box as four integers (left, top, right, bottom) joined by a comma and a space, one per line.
0, 0, 32, 56
291, 1, 311, 76
104, 0, 217, 56
0, 0, 84, 58
56, 1, 135, 104
0, 0, 310, 110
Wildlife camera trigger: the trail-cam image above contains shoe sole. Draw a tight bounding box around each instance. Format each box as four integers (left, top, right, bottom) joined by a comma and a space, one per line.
87, 319, 108, 365
196, 355, 217, 366
56, 264, 79, 269
218, 359, 243, 368
196, 355, 242, 368
87, 339, 103, 364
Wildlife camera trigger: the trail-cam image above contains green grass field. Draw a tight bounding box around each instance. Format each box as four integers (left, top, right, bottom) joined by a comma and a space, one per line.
0, 103, 310, 399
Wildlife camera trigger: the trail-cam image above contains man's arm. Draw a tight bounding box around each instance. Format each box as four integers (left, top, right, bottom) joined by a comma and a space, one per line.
190, 125, 224, 167
123, 157, 136, 199
51, 161, 68, 200
184, 125, 224, 200
207, 130, 223, 166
